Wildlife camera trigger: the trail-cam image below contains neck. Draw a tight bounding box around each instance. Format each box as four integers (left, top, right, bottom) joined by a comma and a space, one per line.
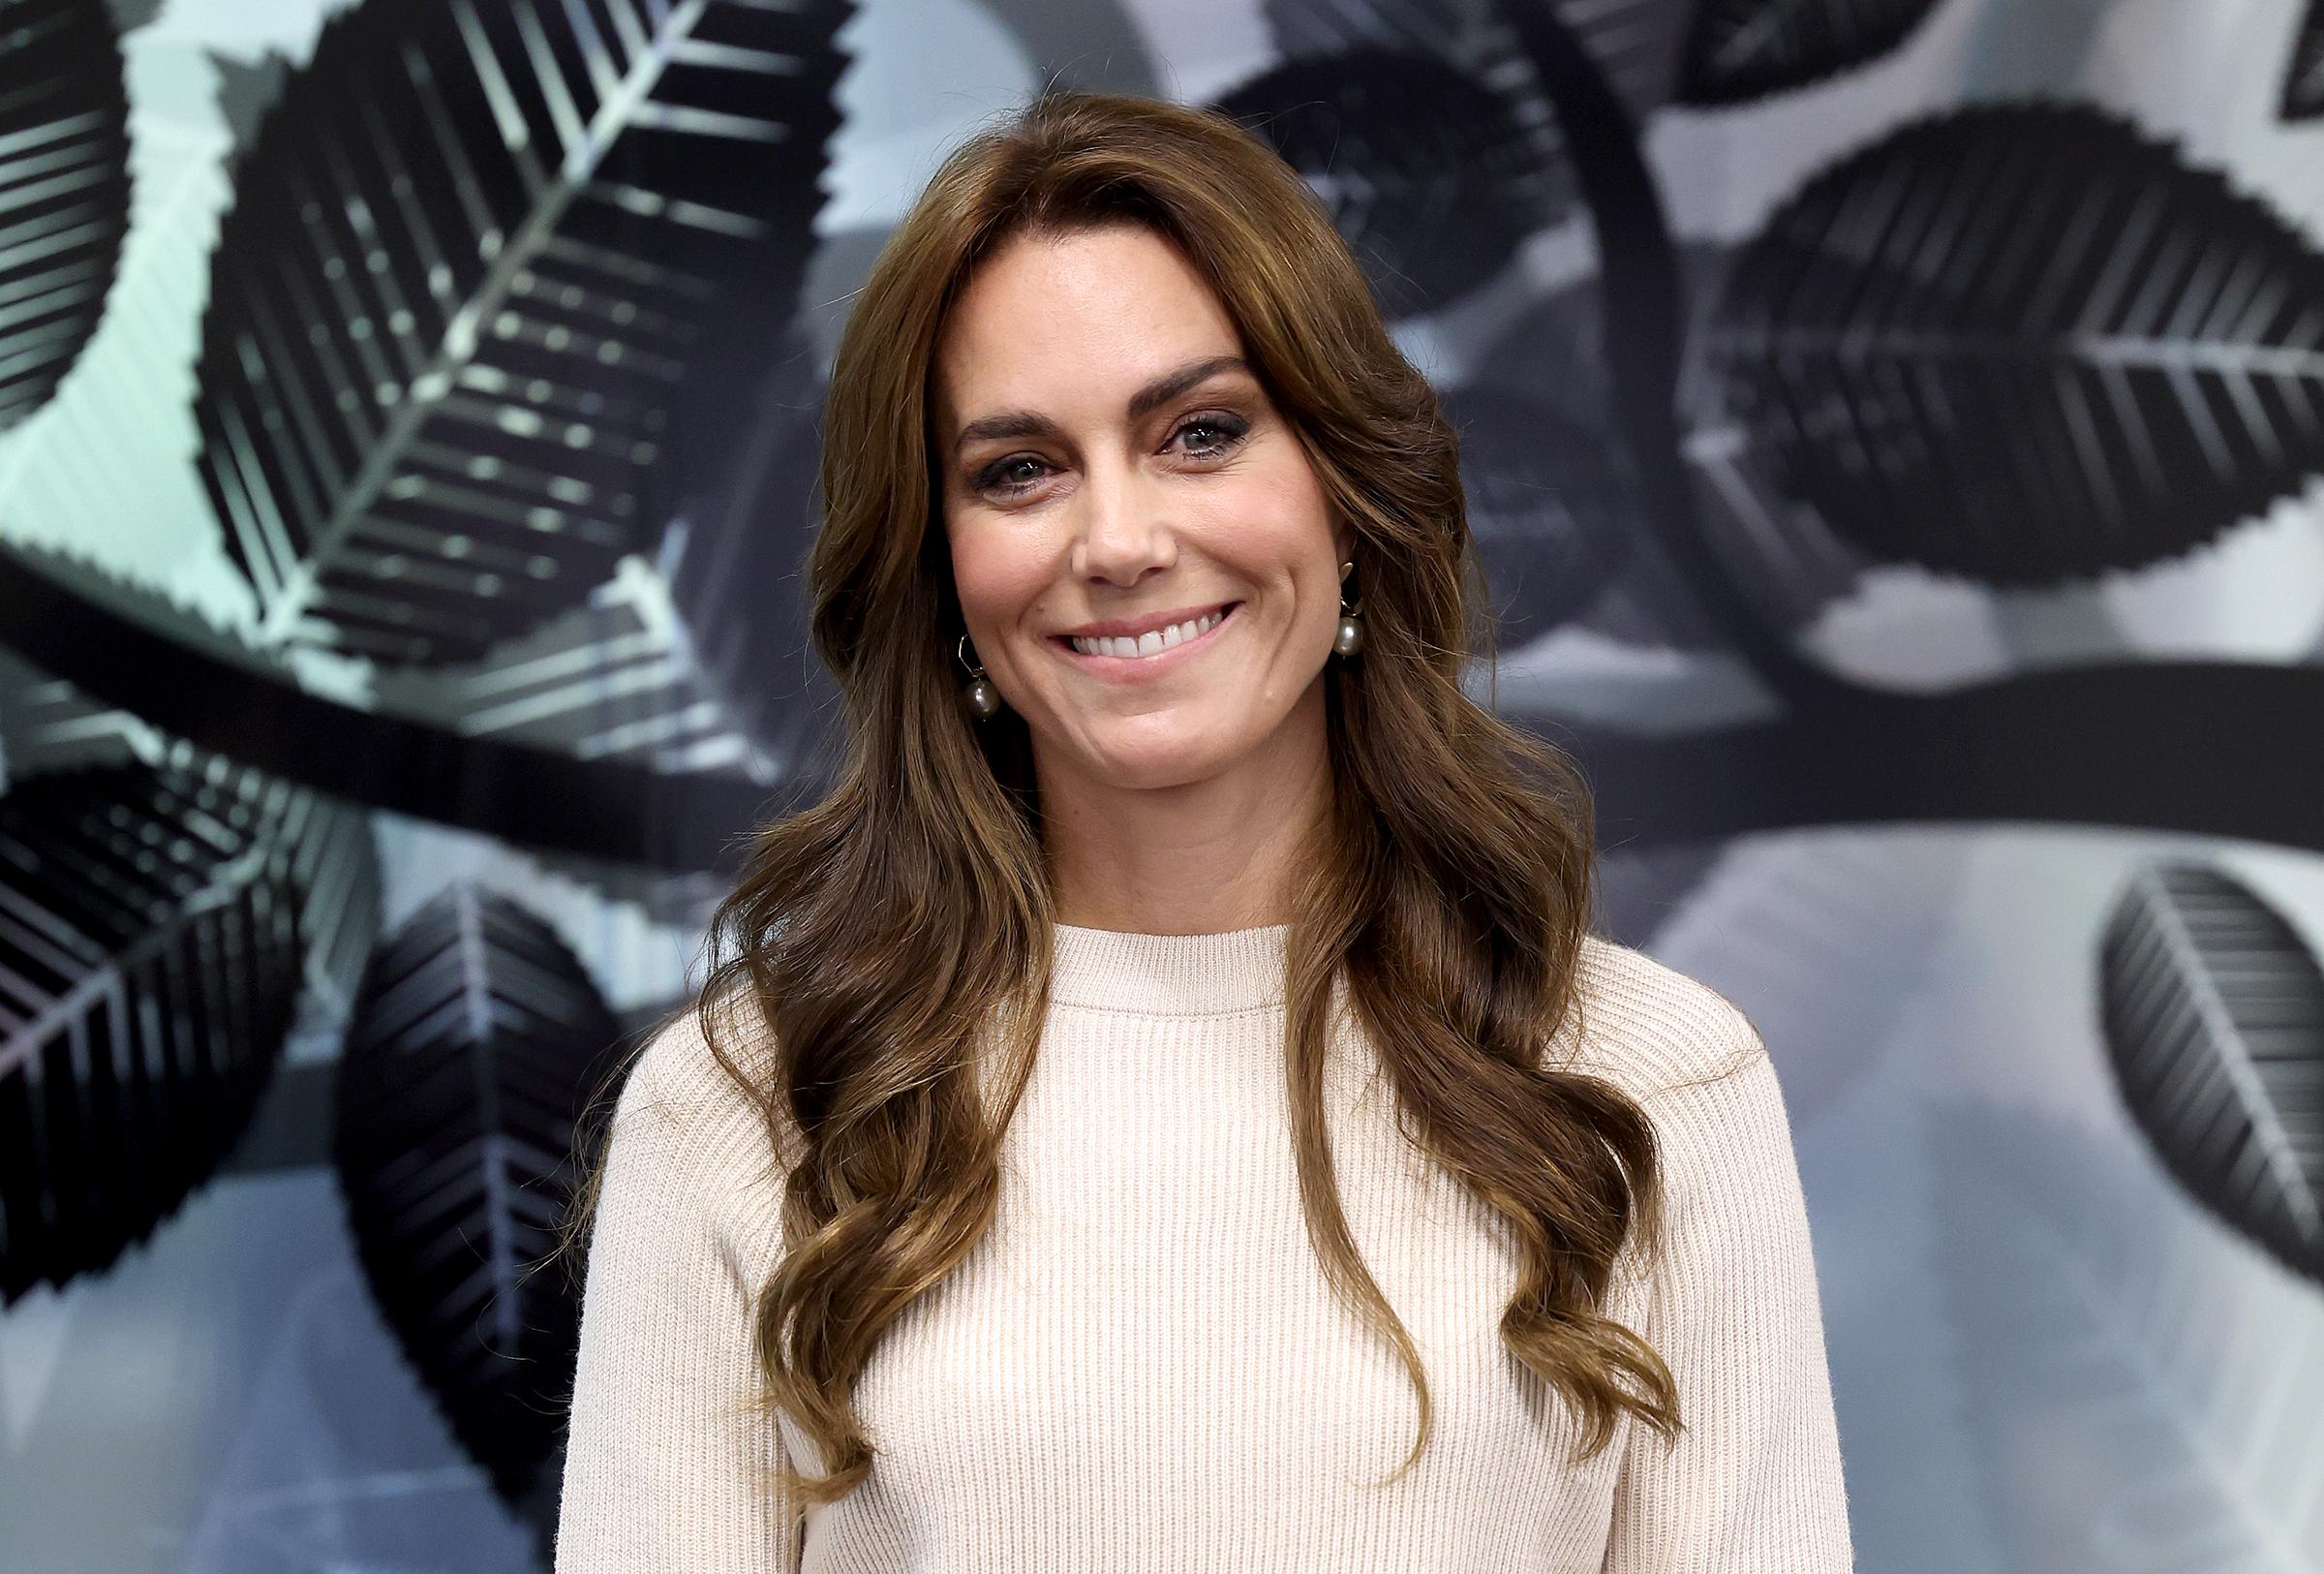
1037, 678, 1330, 935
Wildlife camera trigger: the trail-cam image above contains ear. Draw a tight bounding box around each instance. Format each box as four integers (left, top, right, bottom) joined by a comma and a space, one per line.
1330, 517, 1356, 574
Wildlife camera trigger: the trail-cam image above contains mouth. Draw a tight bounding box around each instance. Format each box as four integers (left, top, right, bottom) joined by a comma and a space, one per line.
1050, 601, 1241, 675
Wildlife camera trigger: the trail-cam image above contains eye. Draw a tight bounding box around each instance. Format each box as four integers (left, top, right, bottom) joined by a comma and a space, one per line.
967, 412, 1252, 500
973, 454, 1053, 498
1172, 413, 1249, 460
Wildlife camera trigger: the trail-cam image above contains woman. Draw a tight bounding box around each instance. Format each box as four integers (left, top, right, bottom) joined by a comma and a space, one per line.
553, 90, 1852, 1572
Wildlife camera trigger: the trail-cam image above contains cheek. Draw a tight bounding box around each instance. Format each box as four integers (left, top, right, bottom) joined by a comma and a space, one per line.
1223, 467, 1337, 602
948, 521, 1052, 632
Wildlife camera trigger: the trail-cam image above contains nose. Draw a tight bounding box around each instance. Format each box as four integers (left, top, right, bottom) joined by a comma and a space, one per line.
1068, 448, 1175, 587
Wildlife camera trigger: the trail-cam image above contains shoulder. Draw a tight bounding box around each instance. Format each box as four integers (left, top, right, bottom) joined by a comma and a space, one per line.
613, 980, 800, 1208
623, 981, 776, 1110
1557, 937, 1804, 1296
1550, 931, 1770, 1109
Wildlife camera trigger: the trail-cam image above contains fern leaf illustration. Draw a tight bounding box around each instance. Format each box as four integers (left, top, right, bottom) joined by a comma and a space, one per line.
192, 0, 852, 668
0, 749, 375, 1304
1709, 105, 2324, 586
332, 880, 624, 1530
1675, 0, 1942, 105
2098, 862, 2324, 1287
0, 0, 132, 431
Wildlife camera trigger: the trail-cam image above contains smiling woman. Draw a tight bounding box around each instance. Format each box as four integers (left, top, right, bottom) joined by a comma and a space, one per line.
552, 89, 1852, 1574
934, 223, 1355, 860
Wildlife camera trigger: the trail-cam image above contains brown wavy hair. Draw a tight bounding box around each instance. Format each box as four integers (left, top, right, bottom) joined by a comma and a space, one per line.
559, 87, 1680, 1507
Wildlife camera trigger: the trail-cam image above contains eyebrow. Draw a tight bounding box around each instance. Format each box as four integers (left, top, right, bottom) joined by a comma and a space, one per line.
950, 355, 1250, 455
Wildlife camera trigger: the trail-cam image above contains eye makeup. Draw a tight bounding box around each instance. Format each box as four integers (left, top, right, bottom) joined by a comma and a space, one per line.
967, 409, 1253, 501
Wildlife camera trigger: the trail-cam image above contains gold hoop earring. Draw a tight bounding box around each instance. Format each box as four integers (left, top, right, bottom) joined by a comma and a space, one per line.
958, 633, 1000, 720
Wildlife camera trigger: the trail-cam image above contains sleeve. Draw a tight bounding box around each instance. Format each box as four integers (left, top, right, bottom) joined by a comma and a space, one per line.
554, 1047, 804, 1573
1599, 1020, 1855, 1573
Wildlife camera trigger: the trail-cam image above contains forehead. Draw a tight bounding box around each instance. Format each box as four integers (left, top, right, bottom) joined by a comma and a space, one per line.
933, 224, 1243, 426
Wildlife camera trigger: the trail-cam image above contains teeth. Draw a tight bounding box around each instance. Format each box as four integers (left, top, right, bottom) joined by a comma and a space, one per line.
1070, 606, 1227, 659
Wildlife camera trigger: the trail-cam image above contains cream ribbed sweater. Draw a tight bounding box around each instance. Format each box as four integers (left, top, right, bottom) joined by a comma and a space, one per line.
554, 925, 1853, 1572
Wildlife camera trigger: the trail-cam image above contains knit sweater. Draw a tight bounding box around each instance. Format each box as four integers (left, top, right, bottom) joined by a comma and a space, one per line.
553, 924, 1853, 1572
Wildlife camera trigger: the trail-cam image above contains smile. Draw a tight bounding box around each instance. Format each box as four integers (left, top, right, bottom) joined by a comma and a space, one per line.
1052, 602, 1240, 674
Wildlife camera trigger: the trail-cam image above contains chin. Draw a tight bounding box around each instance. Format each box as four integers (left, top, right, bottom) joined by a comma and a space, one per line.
1093, 750, 1228, 792
1077, 730, 1238, 792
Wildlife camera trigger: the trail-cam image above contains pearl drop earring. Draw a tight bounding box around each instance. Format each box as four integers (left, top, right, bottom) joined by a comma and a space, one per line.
1333, 559, 1364, 659
959, 633, 1000, 720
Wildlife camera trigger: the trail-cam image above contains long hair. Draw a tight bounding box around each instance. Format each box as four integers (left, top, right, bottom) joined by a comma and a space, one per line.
559, 88, 1679, 1507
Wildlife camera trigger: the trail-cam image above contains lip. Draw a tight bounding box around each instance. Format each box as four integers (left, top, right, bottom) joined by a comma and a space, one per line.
1051, 601, 1240, 678
1055, 601, 1238, 640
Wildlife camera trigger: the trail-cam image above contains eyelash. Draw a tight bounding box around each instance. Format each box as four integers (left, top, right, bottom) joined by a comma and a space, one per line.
971, 413, 1251, 499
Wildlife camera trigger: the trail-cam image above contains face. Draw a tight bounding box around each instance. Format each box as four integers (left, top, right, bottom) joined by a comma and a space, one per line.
933, 223, 1353, 797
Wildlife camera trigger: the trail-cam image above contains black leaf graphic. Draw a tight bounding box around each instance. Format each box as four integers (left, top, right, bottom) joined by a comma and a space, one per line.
0, 0, 131, 430
193, 0, 851, 667
1709, 105, 2324, 586
1675, 0, 1942, 105
1265, 0, 1683, 122
2097, 862, 2324, 1286
1262, 0, 1685, 223
1210, 49, 1557, 319
0, 749, 372, 1304
1437, 384, 1635, 647
1474, 261, 1866, 650
2283, 0, 2324, 121
1678, 419, 1875, 637
1672, 244, 1876, 639
333, 880, 624, 1531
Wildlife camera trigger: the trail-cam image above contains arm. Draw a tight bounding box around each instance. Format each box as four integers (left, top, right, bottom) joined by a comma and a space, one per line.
555, 1036, 803, 1573
1600, 1021, 1854, 1573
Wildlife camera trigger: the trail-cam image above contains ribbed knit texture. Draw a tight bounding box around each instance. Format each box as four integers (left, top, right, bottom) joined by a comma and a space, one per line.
554, 926, 1854, 1572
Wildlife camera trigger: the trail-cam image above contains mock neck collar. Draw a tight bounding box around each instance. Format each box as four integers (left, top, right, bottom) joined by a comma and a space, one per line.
1048, 922, 1291, 1015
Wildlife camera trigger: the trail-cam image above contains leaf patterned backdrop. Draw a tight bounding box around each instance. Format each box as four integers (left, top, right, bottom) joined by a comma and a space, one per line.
2, 1, 2323, 1570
